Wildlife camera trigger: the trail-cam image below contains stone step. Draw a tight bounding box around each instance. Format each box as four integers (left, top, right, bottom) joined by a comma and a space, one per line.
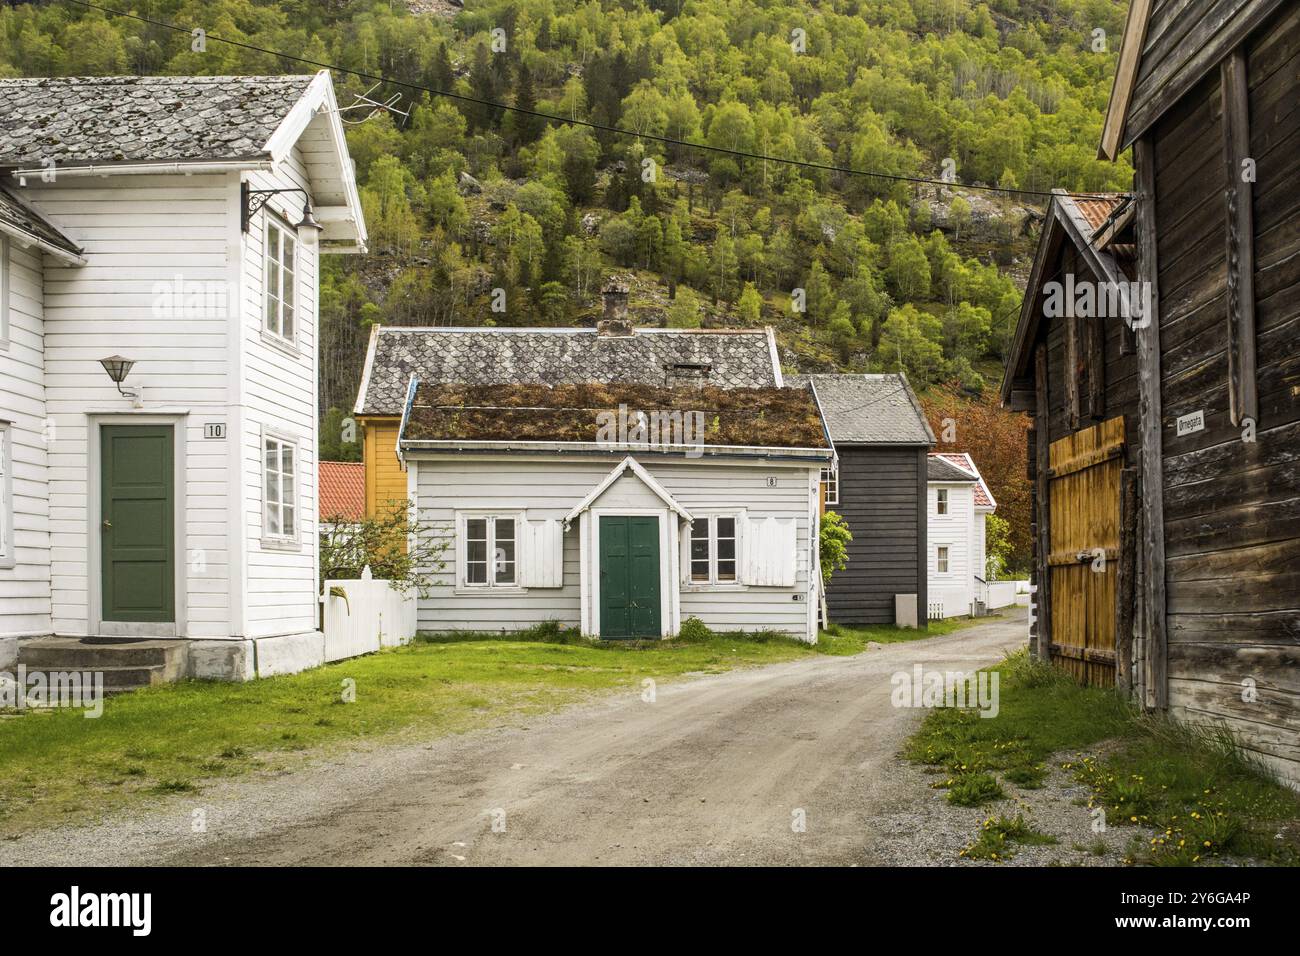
97, 664, 168, 691
18, 637, 186, 682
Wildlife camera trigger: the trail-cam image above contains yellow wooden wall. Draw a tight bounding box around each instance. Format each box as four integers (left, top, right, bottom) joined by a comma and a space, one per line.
360, 416, 406, 517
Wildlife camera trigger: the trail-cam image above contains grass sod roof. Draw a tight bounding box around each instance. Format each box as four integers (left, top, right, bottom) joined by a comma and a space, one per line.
402, 382, 831, 451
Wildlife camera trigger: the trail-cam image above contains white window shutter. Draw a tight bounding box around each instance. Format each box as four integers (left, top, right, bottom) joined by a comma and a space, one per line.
742, 517, 797, 587
0, 432, 7, 557
518, 518, 564, 587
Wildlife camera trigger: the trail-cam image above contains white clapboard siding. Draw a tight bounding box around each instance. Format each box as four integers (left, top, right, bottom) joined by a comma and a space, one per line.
0, 237, 53, 637
414, 456, 819, 638
518, 518, 564, 587
927, 482, 977, 618
240, 146, 321, 639
742, 517, 798, 587
29, 173, 235, 636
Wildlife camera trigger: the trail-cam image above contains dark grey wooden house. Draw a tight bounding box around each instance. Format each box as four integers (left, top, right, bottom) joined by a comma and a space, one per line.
1005, 0, 1299, 783
790, 374, 934, 627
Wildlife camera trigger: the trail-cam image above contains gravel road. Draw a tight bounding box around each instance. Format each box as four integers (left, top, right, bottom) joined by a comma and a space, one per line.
4, 613, 1027, 866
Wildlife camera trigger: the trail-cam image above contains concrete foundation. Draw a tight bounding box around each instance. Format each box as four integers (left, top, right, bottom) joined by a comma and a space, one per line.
186, 639, 255, 681
0, 636, 17, 671
253, 631, 326, 678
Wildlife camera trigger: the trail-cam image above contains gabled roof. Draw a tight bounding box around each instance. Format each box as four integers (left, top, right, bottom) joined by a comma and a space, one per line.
319, 461, 365, 522
356, 326, 782, 416
0, 75, 313, 165
1096, 0, 1153, 161
927, 456, 978, 483
0, 73, 366, 251
0, 185, 82, 262
999, 190, 1136, 403
564, 457, 693, 529
929, 453, 996, 510
1098, 0, 1288, 159
787, 373, 934, 446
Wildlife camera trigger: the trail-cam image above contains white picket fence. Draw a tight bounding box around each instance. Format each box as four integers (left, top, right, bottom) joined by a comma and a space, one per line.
320, 566, 418, 663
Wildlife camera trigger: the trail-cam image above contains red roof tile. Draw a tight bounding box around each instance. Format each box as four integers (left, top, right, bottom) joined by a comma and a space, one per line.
1071, 196, 1126, 233
932, 453, 997, 509
319, 461, 365, 521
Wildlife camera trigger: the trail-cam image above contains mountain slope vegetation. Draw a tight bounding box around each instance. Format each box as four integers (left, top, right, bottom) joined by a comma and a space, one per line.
0, 0, 1133, 567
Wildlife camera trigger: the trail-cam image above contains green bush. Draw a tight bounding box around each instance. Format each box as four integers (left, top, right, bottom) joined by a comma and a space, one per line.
676, 617, 713, 642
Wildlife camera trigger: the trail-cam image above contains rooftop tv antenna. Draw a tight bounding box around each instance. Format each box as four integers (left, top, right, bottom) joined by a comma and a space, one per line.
334, 83, 410, 127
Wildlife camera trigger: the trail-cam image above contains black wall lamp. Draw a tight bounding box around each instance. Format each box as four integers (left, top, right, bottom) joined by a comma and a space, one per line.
240, 183, 324, 245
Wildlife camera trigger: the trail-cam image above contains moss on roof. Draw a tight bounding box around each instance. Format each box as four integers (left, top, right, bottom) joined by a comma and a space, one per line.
403, 382, 829, 449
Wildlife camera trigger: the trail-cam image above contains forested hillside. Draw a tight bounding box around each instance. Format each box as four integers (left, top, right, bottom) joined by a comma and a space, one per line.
0, 0, 1133, 568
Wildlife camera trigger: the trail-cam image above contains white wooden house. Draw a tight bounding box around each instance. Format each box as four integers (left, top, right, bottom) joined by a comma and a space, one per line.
926, 453, 997, 619
355, 322, 831, 641
0, 73, 366, 680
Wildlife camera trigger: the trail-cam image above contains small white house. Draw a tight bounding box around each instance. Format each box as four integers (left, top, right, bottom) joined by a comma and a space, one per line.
926, 453, 997, 619
0, 73, 366, 679
356, 323, 831, 641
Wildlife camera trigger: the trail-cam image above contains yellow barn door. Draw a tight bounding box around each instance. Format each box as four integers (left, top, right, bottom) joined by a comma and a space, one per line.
1047, 416, 1124, 687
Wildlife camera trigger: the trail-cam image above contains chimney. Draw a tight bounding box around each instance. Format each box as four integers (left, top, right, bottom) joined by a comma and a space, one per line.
598, 277, 633, 336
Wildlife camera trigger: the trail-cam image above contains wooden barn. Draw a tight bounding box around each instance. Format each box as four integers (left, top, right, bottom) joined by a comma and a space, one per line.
1004, 0, 1300, 784
1002, 190, 1141, 690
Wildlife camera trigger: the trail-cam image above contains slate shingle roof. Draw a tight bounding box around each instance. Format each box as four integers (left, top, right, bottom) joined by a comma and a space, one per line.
0, 75, 315, 166
929, 452, 997, 509
0, 185, 80, 256
786, 373, 934, 445
927, 455, 977, 482
356, 327, 781, 416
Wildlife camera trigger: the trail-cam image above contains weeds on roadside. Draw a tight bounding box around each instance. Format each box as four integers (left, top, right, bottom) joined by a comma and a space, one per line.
946, 772, 1005, 807
907, 649, 1300, 866
961, 814, 1058, 861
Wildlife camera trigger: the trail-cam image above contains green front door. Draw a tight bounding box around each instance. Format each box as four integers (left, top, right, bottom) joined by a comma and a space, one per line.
101, 424, 174, 623
599, 516, 661, 639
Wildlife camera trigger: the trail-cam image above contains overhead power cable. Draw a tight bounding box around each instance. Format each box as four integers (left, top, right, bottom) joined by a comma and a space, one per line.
64, 0, 1126, 202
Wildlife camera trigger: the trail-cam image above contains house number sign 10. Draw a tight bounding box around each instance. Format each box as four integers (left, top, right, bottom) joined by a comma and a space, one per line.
204, 423, 227, 440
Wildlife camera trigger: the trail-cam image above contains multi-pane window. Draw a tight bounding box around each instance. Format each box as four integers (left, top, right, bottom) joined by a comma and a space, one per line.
264, 218, 297, 344
464, 515, 517, 587
263, 435, 297, 541
936, 488, 949, 515
0, 424, 11, 565
821, 463, 838, 506
937, 545, 949, 574
690, 515, 738, 584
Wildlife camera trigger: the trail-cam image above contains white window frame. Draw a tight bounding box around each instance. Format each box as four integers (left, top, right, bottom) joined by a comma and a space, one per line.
1, 235, 10, 350
936, 545, 950, 574
821, 462, 838, 506
456, 511, 523, 590
687, 512, 743, 587
936, 488, 949, 515
261, 429, 300, 549
0, 422, 13, 568
263, 214, 298, 348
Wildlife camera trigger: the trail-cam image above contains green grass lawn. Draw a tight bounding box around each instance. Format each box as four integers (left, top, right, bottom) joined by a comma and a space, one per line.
818, 612, 1001, 655
904, 650, 1300, 865
0, 614, 960, 835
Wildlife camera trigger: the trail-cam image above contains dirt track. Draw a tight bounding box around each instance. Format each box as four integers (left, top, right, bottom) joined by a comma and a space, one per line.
4, 613, 1026, 866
